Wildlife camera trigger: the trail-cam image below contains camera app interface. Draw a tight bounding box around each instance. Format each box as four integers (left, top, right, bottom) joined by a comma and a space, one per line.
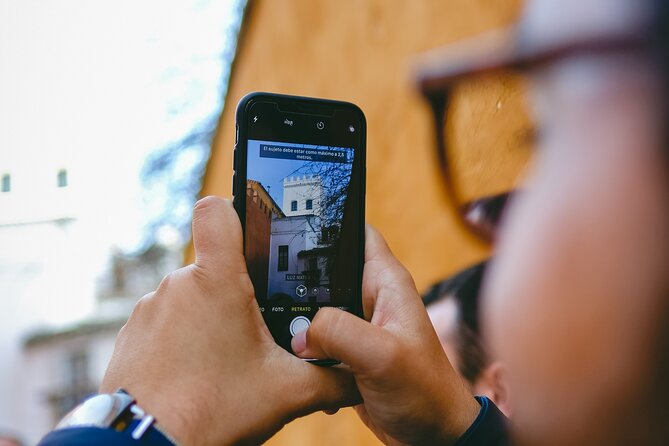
245, 139, 359, 350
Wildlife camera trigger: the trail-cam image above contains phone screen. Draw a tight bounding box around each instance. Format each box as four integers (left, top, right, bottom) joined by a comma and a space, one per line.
235, 95, 365, 353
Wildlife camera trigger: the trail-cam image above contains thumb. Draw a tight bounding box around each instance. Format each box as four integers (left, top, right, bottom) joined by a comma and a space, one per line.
363, 225, 420, 303
191, 196, 246, 273
362, 225, 423, 327
291, 307, 398, 373
292, 365, 362, 416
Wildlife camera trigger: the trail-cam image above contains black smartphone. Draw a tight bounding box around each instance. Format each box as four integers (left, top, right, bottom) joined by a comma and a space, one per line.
233, 92, 366, 360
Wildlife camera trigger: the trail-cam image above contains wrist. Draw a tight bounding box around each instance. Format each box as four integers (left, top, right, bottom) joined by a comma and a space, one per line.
121, 388, 209, 446
441, 391, 482, 446
421, 376, 482, 446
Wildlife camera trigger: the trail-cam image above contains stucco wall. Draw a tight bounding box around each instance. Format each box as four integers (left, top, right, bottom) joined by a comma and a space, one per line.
192, 0, 522, 444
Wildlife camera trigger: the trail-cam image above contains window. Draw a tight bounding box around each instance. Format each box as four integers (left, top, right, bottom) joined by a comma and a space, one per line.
69, 351, 89, 389
305, 199, 313, 210
308, 257, 318, 271
278, 245, 289, 271
50, 351, 92, 420
291, 200, 297, 212
1, 174, 10, 192
57, 169, 68, 187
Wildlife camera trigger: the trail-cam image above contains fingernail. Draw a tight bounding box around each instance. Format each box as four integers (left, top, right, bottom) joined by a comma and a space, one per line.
291, 330, 306, 355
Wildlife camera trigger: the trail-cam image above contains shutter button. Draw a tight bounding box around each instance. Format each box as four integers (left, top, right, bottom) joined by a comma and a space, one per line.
289, 316, 311, 337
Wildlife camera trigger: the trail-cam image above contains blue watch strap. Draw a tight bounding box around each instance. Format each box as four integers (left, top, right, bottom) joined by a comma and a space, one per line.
38, 425, 174, 446
128, 418, 177, 445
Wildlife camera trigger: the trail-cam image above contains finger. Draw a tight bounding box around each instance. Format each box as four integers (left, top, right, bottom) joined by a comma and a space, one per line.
362, 225, 421, 324
364, 223, 396, 264
299, 365, 361, 415
292, 307, 398, 373
191, 196, 245, 273
282, 356, 360, 418
361, 224, 394, 319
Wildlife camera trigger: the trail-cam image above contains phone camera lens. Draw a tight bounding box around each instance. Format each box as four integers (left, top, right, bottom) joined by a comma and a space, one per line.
348, 125, 355, 133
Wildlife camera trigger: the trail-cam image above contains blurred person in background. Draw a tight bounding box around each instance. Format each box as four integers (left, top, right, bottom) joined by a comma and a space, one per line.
37, 0, 669, 445
424, 261, 512, 417
297, 0, 669, 442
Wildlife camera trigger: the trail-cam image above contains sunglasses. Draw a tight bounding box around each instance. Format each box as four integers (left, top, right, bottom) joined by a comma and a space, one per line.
415, 25, 650, 244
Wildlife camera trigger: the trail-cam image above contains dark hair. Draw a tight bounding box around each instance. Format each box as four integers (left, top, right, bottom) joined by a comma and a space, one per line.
634, 5, 669, 443
652, 0, 669, 157
423, 261, 489, 383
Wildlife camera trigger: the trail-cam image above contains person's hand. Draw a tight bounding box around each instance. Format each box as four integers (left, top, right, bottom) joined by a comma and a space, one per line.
291, 226, 481, 446
101, 196, 359, 446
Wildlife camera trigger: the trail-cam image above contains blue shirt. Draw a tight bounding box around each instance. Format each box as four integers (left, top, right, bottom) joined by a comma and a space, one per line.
454, 396, 510, 446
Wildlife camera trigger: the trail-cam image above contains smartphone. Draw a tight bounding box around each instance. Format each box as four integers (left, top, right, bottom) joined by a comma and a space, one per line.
233, 92, 366, 360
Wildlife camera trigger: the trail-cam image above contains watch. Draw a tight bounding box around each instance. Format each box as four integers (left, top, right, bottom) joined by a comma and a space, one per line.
54, 389, 180, 445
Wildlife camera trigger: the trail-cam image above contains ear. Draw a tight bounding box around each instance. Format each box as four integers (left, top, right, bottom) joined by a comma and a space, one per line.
474, 361, 512, 417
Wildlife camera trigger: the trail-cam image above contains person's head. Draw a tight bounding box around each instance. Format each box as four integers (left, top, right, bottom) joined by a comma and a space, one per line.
419, 0, 669, 444
488, 1, 669, 444
424, 261, 511, 416
486, 0, 669, 444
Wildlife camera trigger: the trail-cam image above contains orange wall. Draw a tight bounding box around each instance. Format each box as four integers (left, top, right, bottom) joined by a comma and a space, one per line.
191, 0, 521, 444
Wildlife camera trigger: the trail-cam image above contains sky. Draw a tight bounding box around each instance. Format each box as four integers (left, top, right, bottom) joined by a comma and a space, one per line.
0, 4, 244, 437
247, 139, 353, 210
0, 3, 244, 438
0, 0, 242, 252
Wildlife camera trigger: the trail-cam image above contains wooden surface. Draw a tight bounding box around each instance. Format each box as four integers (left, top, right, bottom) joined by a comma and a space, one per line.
190, 0, 522, 444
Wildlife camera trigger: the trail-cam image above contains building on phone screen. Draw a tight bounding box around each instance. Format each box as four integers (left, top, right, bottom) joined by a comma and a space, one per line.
245, 180, 284, 302
266, 175, 333, 303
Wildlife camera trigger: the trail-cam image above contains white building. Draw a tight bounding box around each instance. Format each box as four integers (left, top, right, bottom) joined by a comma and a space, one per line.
267, 215, 321, 302
282, 175, 322, 217
0, 158, 100, 444
267, 175, 330, 303
0, 155, 179, 444
18, 245, 179, 445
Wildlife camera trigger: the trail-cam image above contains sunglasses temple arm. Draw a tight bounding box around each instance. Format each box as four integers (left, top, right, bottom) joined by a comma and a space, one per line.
428, 90, 492, 244
429, 92, 460, 211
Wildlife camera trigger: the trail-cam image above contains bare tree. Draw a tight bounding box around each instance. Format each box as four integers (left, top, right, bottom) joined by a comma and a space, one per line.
140, 117, 216, 248
290, 147, 355, 278
138, 0, 247, 252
